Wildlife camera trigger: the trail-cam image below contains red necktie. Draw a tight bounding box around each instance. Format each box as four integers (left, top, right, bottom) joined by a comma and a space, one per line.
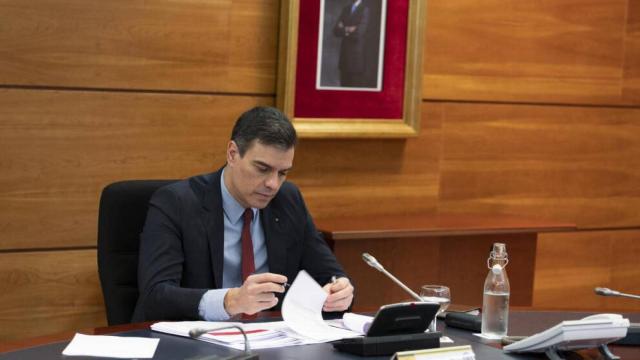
241, 208, 255, 282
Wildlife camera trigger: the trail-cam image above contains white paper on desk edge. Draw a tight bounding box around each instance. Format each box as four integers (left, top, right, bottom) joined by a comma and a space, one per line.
62, 333, 159, 358
282, 270, 350, 341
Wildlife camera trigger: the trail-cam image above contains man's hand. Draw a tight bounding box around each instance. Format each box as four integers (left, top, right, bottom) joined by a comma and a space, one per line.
224, 273, 287, 316
322, 277, 354, 312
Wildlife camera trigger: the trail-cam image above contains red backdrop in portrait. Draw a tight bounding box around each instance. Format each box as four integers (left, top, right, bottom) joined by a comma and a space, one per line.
294, 0, 408, 120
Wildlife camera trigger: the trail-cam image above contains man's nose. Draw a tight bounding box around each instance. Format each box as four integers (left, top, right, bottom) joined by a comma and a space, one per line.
265, 172, 279, 189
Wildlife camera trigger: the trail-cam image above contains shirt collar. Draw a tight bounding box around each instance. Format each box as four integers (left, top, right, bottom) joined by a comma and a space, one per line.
220, 167, 257, 224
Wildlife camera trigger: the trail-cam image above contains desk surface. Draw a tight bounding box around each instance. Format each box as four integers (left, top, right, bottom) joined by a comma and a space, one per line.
316, 213, 576, 240
1, 310, 638, 360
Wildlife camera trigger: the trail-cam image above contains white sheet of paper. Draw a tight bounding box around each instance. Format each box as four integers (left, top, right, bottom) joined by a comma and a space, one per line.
62, 333, 159, 358
342, 313, 373, 334
282, 270, 358, 341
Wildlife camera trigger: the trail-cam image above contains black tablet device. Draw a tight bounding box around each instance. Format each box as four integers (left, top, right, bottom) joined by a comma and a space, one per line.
366, 302, 440, 336
332, 302, 441, 356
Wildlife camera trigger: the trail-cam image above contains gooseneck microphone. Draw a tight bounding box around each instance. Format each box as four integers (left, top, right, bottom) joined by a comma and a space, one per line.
595, 287, 640, 300
189, 325, 259, 360
362, 252, 424, 302
595, 287, 640, 346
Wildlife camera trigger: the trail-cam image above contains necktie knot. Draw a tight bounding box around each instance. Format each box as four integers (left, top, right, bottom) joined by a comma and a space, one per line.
243, 208, 253, 224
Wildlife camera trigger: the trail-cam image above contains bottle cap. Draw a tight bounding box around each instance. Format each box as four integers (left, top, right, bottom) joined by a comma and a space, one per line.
487, 243, 509, 269
492, 243, 507, 259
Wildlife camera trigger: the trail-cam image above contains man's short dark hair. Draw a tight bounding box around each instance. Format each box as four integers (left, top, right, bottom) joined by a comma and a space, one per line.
231, 106, 297, 156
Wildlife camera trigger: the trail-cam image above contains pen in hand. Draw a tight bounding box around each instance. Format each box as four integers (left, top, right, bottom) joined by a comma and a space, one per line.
329, 276, 341, 292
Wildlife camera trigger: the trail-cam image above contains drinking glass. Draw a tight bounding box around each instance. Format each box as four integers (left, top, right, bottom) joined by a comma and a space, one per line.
420, 285, 451, 332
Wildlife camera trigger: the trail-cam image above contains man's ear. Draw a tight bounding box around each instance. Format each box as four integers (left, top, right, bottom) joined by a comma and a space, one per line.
227, 140, 239, 164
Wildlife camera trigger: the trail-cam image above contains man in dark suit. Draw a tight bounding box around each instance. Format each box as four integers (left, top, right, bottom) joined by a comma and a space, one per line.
334, 0, 370, 87
132, 106, 354, 322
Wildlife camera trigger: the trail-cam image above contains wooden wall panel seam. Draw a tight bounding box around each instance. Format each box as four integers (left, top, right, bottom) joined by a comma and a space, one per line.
0, 84, 276, 98
422, 98, 640, 110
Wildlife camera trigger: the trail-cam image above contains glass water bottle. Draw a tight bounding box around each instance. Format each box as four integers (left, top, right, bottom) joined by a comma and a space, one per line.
481, 243, 510, 338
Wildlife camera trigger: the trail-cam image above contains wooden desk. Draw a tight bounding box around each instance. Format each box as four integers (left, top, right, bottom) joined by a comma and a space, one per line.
316, 214, 575, 310
2, 310, 637, 359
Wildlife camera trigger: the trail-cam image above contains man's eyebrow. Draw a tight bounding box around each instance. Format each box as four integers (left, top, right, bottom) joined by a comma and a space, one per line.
252, 160, 271, 169
253, 160, 292, 172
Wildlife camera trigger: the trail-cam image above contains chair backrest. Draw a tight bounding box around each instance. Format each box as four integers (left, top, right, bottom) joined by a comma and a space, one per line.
97, 179, 177, 325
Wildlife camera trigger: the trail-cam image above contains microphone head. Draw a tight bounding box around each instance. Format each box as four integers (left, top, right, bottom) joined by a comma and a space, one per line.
594, 287, 617, 296
189, 325, 252, 354
362, 252, 382, 270
593, 287, 621, 296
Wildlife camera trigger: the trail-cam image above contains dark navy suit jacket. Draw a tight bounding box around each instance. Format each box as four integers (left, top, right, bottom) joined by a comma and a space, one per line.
132, 168, 346, 322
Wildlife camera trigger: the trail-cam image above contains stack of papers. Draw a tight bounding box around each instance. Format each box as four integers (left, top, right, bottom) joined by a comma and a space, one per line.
152, 270, 360, 350
151, 320, 314, 350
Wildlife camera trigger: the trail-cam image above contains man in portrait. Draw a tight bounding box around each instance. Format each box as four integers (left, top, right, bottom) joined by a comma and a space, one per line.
333, 0, 370, 87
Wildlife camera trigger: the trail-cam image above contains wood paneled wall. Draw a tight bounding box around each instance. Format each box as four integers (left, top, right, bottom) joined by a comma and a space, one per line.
1, 0, 639, 340
423, 0, 639, 105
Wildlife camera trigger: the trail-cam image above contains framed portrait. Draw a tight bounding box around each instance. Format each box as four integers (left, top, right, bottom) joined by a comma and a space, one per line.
277, 0, 426, 138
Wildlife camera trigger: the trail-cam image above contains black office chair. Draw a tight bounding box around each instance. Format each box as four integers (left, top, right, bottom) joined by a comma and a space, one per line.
97, 179, 177, 325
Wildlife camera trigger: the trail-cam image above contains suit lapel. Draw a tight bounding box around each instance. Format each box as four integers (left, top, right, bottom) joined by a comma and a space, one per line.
202, 169, 225, 288
261, 206, 287, 277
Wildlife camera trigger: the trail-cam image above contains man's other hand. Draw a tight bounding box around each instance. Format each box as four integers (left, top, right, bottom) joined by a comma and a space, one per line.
322, 277, 354, 312
224, 273, 287, 316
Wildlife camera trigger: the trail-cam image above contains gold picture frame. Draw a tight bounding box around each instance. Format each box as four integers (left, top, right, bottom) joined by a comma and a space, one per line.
277, 0, 426, 138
